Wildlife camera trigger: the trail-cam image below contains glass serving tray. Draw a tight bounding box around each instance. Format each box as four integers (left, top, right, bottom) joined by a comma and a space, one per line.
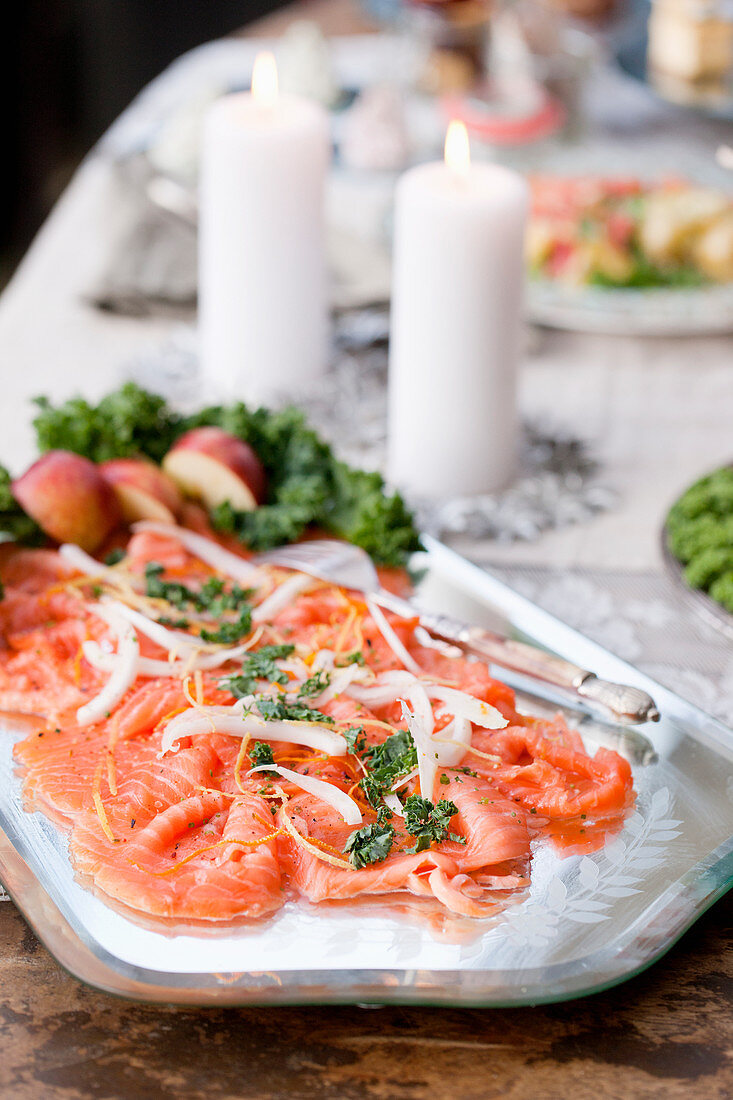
0, 537, 730, 1007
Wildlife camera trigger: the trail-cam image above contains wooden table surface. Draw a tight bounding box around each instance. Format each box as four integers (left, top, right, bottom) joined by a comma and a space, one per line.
0, 892, 729, 1098
0, 1, 730, 1095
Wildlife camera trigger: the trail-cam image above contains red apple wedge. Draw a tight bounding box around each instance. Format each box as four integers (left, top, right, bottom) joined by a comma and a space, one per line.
12, 450, 122, 552
100, 458, 183, 524
162, 428, 267, 512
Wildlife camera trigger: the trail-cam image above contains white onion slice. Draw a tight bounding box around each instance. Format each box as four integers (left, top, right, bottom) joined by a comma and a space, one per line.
428, 686, 506, 730
383, 792, 405, 818
349, 671, 434, 735
391, 767, 419, 792
401, 701, 438, 801
59, 544, 129, 585
159, 707, 348, 757
104, 599, 202, 656
366, 598, 421, 676
310, 662, 373, 705
131, 521, 263, 587
82, 639, 253, 679
248, 764, 362, 825
433, 716, 472, 767
76, 605, 139, 726
252, 572, 314, 623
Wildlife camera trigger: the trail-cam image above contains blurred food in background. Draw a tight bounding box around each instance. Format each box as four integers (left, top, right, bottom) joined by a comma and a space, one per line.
527, 176, 733, 286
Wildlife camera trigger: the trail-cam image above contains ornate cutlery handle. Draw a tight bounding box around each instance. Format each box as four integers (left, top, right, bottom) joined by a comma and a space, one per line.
375, 595, 660, 726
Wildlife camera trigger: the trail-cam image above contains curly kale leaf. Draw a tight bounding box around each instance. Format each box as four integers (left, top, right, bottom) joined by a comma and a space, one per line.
32, 382, 183, 464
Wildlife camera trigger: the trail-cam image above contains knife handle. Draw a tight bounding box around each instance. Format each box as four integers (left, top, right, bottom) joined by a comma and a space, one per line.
375, 594, 660, 725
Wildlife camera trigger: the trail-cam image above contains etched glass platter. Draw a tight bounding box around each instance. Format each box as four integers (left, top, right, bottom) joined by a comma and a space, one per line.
0, 536, 730, 1006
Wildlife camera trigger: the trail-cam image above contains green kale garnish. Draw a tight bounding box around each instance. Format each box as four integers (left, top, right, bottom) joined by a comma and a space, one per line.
360, 730, 417, 810
32, 383, 183, 464
402, 795, 464, 853
219, 643, 295, 698
0, 466, 44, 546
343, 820, 395, 869
256, 696, 333, 724
249, 741, 276, 771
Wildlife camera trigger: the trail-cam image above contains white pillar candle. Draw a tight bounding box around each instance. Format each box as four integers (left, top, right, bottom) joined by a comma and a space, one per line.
199, 52, 330, 404
388, 121, 529, 500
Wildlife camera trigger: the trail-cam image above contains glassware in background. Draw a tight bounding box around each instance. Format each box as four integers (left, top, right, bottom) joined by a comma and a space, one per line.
647, 0, 733, 108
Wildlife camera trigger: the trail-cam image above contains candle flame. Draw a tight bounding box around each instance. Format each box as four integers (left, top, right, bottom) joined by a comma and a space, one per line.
444, 120, 470, 178
252, 51, 278, 108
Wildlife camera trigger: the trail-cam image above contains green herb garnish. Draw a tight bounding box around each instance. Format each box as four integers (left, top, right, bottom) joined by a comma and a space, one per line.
402, 795, 464, 853
220, 643, 295, 699
335, 650, 366, 667
256, 696, 334, 724
198, 609, 253, 645
343, 726, 367, 754
343, 820, 395, 869
297, 670, 331, 699
104, 548, 126, 566
360, 730, 417, 810
249, 741, 276, 772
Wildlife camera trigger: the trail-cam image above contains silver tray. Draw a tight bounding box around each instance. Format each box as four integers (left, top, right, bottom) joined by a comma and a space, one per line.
0, 537, 731, 1006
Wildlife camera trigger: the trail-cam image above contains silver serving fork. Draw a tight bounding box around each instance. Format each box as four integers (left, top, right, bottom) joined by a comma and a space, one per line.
256, 539, 660, 726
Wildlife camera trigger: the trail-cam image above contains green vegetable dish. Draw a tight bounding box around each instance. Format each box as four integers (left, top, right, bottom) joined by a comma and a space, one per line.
666, 466, 733, 615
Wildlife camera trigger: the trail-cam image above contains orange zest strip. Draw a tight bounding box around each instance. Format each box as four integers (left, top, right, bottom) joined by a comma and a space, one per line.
92, 757, 116, 843
73, 646, 84, 687
233, 732, 252, 794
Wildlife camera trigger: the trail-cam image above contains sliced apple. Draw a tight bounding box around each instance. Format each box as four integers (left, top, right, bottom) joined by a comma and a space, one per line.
12, 450, 122, 552
100, 458, 183, 525
162, 428, 267, 512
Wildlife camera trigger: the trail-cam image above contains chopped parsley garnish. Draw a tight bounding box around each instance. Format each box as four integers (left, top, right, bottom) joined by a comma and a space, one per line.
343, 726, 367, 754
198, 609, 252, 645
403, 795, 464, 853
145, 562, 253, 616
255, 696, 333, 724
142, 562, 255, 643
297, 670, 331, 699
219, 643, 295, 698
360, 730, 417, 810
249, 741, 276, 772
336, 650, 365, 667
343, 820, 395, 869
104, 548, 125, 566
